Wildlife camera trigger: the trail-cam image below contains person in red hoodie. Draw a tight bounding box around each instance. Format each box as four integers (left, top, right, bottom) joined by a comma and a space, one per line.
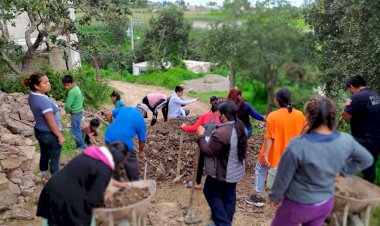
181, 96, 222, 189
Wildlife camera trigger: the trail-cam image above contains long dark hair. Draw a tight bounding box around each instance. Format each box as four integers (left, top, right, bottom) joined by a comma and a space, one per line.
304, 97, 336, 133
275, 88, 292, 113
219, 101, 247, 162
106, 142, 129, 171
23, 72, 46, 91
227, 88, 243, 108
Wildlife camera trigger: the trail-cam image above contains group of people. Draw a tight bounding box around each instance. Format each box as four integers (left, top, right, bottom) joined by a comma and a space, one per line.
22, 70, 379, 226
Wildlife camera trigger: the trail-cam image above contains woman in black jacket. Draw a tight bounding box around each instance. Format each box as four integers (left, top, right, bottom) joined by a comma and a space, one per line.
37, 142, 129, 226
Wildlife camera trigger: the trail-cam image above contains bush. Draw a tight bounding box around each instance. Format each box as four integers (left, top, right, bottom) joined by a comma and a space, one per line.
0, 66, 112, 109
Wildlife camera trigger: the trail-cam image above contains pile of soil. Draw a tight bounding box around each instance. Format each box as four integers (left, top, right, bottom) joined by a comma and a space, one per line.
139, 117, 264, 182
105, 187, 150, 208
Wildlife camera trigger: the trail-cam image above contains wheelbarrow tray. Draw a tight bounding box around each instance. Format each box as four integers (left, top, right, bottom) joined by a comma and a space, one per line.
93, 180, 156, 224
334, 176, 380, 213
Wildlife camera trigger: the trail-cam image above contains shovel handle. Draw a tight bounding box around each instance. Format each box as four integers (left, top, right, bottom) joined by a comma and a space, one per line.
176, 131, 184, 178
187, 147, 200, 215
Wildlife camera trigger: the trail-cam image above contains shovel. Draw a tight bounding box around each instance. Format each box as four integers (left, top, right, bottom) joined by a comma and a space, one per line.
173, 131, 185, 182
184, 147, 202, 224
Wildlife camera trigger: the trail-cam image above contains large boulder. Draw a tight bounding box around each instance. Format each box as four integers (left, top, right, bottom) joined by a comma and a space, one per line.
6, 168, 23, 181
0, 189, 18, 210
8, 182, 21, 195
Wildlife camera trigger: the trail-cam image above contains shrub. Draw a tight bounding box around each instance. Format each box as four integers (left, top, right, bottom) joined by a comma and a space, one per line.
0, 66, 112, 109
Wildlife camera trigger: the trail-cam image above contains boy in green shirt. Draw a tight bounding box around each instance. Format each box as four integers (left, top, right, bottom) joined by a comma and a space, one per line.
62, 75, 86, 151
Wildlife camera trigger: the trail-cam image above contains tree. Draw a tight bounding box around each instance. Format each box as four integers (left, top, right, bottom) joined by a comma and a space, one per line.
138, 6, 191, 69
0, 0, 130, 75
198, 22, 241, 89
305, 0, 380, 97
238, 2, 311, 113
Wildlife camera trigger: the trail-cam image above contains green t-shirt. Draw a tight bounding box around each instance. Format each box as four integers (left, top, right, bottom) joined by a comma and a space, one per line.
65, 85, 84, 113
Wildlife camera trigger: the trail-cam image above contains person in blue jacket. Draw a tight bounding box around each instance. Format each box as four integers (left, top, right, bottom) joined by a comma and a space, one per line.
227, 88, 266, 137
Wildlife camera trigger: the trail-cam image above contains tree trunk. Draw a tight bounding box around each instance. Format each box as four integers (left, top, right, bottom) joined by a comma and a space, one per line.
229, 64, 235, 89
92, 57, 100, 80
266, 71, 275, 114
21, 52, 39, 73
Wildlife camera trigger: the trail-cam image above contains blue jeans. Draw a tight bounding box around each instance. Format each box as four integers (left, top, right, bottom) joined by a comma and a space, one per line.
71, 112, 86, 148
254, 161, 270, 196
247, 127, 253, 138
203, 176, 237, 226
34, 128, 62, 175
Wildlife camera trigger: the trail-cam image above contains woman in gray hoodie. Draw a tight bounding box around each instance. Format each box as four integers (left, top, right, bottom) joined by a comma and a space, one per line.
269, 97, 373, 226
196, 100, 248, 226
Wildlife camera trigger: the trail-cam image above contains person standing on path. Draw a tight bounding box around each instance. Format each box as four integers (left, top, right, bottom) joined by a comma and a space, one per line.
142, 92, 169, 126
104, 104, 148, 181
181, 96, 222, 190
196, 100, 247, 226
269, 97, 373, 226
342, 75, 380, 183
62, 75, 86, 151
245, 88, 306, 207
168, 86, 199, 120
227, 88, 266, 138
24, 72, 65, 181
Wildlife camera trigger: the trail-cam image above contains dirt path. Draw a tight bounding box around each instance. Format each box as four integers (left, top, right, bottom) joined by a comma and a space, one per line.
183, 74, 229, 93
110, 80, 210, 117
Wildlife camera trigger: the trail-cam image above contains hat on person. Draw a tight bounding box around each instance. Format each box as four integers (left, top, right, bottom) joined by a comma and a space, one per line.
136, 103, 149, 118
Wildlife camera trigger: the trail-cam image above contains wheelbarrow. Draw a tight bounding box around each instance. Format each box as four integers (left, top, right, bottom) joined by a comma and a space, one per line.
331, 176, 380, 226
93, 180, 157, 226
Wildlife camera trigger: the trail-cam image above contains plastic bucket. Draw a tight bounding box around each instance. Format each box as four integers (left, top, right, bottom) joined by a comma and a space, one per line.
266, 168, 277, 189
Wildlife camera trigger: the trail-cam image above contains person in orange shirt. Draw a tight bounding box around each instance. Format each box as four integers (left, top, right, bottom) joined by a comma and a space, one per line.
245, 88, 306, 207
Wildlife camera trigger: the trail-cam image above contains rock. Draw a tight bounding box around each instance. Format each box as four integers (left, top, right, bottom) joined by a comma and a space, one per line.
0, 93, 5, 103
18, 107, 34, 122
0, 105, 9, 127
0, 189, 18, 210
6, 95, 14, 102
0, 157, 22, 172
9, 178, 21, 184
0, 133, 17, 145
18, 146, 36, 160
21, 189, 34, 197
6, 168, 23, 181
21, 158, 33, 172
0, 151, 11, 160
0, 174, 9, 191
20, 129, 34, 137
2, 208, 33, 220
21, 176, 35, 189
6, 121, 31, 135
9, 182, 21, 195
17, 196, 25, 204
18, 138, 33, 146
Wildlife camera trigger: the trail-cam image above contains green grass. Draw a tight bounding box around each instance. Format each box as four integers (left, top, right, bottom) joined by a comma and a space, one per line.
61, 131, 77, 158
188, 91, 228, 103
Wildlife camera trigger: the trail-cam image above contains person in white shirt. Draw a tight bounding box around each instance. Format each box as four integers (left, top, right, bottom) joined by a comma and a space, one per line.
168, 86, 199, 120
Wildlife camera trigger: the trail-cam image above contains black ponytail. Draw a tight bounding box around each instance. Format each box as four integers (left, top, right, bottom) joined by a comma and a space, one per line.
219, 101, 247, 162
275, 88, 292, 113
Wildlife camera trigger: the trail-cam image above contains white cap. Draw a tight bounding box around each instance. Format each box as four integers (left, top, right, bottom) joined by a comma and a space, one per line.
136, 103, 149, 118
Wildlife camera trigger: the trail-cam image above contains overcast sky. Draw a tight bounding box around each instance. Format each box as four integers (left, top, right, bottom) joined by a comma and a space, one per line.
157, 0, 305, 7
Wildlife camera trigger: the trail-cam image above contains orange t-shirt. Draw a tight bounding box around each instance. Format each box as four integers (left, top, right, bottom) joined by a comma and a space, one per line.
258, 108, 306, 168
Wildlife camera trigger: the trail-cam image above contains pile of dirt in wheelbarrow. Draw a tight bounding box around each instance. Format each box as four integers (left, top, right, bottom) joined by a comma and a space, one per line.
139, 117, 264, 182
105, 186, 150, 208
335, 186, 361, 199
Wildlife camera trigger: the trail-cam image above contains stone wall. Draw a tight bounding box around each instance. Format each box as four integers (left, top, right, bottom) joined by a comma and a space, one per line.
0, 92, 65, 221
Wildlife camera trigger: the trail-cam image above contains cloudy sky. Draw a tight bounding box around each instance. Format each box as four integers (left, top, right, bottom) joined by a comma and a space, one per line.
158, 0, 305, 7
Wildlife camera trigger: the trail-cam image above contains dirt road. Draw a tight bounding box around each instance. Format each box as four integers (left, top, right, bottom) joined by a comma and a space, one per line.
110, 80, 210, 118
